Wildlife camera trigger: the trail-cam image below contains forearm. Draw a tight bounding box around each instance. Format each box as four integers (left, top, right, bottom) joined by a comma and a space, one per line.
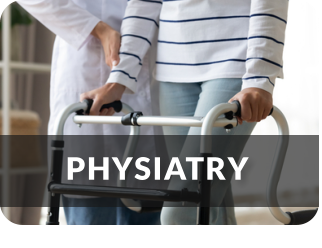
242, 0, 289, 94
91, 21, 113, 40
106, 0, 162, 94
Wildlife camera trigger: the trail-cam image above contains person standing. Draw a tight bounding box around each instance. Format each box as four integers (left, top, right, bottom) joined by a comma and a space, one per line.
82, 0, 289, 224
17, 0, 160, 225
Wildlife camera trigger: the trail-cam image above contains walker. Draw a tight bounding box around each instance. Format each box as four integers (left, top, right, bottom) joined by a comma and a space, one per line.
46, 100, 317, 225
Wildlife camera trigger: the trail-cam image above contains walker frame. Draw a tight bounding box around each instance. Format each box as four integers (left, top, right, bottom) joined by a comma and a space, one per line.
46, 100, 317, 225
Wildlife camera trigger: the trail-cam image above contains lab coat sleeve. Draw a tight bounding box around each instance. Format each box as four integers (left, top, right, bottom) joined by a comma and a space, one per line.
17, 0, 101, 50
241, 0, 289, 94
106, 0, 162, 94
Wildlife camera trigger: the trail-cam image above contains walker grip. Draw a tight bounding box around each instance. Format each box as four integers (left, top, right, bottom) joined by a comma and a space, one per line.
77, 99, 123, 115
232, 100, 273, 118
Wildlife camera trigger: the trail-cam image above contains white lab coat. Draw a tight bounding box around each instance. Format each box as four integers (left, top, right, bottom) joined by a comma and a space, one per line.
18, 0, 156, 136
18, 0, 162, 187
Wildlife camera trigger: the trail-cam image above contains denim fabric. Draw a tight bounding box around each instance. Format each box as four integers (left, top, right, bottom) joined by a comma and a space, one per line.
159, 78, 256, 225
62, 196, 161, 225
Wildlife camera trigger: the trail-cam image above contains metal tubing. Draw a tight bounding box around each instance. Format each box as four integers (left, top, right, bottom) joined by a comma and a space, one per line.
197, 103, 238, 224
52, 100, 292, 225
119, 128, 142, 212
200, 103, 238, 153
117, 104, 143, 211
197, 153, 213, 225
267, 107, 291, 224
199, 102, 291, 224
54, 102, 88, 137
120, 103, 135, 115
73, 115, 237, 128
48, 101, 91, 224
49, 183, 201, 203
46, 148, 64, 225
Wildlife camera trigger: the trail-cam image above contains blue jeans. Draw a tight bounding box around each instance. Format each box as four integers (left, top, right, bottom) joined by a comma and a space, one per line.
159, 78, 256, 225
62, 196, 161, 225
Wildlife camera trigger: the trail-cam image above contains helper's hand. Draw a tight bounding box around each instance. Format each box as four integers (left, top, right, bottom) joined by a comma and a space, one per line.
229, 88, 273, 125
91, 21, 121, 68
80, 83, 125, 116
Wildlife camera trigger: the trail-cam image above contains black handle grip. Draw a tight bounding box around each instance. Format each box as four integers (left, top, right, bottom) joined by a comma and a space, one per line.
77, 99, 123, 115
286, 209, 318, 225
232, 100, 273, 118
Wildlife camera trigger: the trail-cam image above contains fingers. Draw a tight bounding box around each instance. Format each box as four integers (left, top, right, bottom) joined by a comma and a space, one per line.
237, 116, 243, 125
100, 109, 109, 116
240, 97, 252, 122
107, 108, 115, 116
229, 88, 273, 124
230, 96, 251, 125
110, 42, 120, 67
91, 102, 116, 116
105, 45, 120, 68
99, 108, 115, 116
250, 100, 258, 122
89, 98, 102, 116
261, 105, 272, 121
80, 92, 90, 102
103, 30, 121, 68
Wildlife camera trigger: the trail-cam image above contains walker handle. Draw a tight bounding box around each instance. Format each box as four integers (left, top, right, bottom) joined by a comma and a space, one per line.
232, 100, 273, 118
76, 99, 123, 115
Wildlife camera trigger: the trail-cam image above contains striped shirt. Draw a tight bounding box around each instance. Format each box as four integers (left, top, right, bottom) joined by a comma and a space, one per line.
107, 0, 289, 95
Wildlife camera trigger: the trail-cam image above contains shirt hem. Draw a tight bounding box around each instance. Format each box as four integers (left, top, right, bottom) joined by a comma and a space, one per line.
155, 73, 245, 83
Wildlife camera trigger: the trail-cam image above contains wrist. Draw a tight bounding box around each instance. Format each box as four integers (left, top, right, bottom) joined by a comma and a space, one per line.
104, 83, 126, 96
91, 21, 112, 41
242, 87, 272, 96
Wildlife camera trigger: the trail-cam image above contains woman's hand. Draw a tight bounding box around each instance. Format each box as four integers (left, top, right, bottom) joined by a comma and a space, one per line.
91, 21, 121, 68
84, 22, 124, 116
229, 88, 273, 125
80, 83, 125, 116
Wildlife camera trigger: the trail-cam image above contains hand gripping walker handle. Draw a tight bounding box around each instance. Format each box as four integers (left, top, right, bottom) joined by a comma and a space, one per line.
76, 99, 123, 115
232, 100, 274, 118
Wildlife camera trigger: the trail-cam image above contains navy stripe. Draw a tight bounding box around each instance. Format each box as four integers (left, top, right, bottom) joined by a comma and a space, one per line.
156, 59, 246, 66
119, 52, 143, 66
119, 52, 141, 62
124, 16, 159, 28
159, 36, 283, 46
247, 57, 283, 68
156, 59, 276, 86
243, 76, 274, 86
250, 13, 287, 24
111, 70, 137, 82
160, 14, 286, 24
248, 36, 284, 45
128, 0, 162, 4
160, 15, 249, 23
158, 37, 247, 45
122, 34, 152, 46
139, 0, 162, 4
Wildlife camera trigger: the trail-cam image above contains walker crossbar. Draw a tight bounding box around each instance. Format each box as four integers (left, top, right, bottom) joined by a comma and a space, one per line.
49, 183, 200, 203
46, 99, 317, 225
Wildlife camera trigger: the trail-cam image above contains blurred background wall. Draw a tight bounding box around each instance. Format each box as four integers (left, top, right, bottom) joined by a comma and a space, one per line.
31, 21, 54, 135
0, 6, 54, 135
0, 3, 54, 224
